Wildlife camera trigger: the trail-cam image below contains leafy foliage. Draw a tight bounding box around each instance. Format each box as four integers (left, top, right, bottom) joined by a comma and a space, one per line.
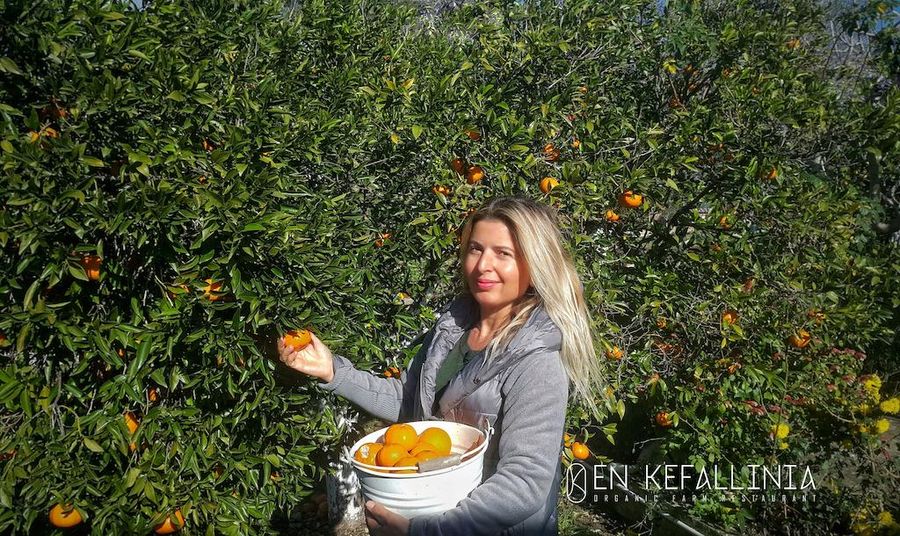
0, 0, 897, 533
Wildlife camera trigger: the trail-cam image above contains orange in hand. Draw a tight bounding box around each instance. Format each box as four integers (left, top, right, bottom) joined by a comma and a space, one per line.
284, 329, 312, 350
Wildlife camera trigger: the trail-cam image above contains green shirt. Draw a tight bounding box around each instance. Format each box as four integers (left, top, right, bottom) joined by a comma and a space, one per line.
433, 331, 481, 394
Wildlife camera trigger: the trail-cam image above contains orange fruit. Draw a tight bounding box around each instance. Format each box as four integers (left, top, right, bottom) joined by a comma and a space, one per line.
124, 411, 139, 451
354, 442, 384, 465
376, 444, 410, 467
721, 310, 738, 325
571, 442, 590, 460
543, 143, 560, 162
571, 138, 581, 149
375, 232, 391, 247
416, 427, 452, 456
414, 449, 441, 463
718, 215, 731, 229
432, 185, 451, 196
124, 412, 139, 434
466, 165, 484, 184
80, 255, 102, 281
284, 329, 312, 350
604, 210, 620, 222
202, 139, 215, 152
202, 278, 223, 301
147, 387, 159, 403
393, 456, 419, 473
788, 329, 811, 349
618, 190, 643, 208
383, 423, 418, 450
655, 411, 673, 428
450, 157, 467, 174
539, 177, 559, 194
464, 129, 481, 141
153, 509, 185, 535
606, 346, 623, 360
49, 503, 83, 528
765, 167, 778, 180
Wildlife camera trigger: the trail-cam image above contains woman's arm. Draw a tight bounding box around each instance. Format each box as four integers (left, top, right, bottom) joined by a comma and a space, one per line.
282, 330, 432, 423
408, 349, 569, 535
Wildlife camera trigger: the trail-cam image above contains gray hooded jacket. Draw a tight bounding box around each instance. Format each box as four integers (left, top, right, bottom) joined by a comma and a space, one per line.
320, 294, 568, 535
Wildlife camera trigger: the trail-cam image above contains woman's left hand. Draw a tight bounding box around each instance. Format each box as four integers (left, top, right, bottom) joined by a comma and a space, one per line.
365, 500, 410, 536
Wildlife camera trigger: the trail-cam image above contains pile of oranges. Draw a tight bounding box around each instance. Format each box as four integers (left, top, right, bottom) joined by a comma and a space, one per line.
354, 424, 453, 474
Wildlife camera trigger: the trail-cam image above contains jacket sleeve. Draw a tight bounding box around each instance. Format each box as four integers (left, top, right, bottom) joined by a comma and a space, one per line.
408, 349, 569, 536
318, 330, 433, 423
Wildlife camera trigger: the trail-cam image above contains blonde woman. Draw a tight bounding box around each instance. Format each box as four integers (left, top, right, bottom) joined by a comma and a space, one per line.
279, 196, 602, 535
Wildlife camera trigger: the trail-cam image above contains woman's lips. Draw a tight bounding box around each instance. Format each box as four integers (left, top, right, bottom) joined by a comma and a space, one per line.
475, 280, 498, 290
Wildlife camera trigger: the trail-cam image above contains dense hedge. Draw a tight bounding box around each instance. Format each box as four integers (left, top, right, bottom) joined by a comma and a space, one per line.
1, 0, 897, 534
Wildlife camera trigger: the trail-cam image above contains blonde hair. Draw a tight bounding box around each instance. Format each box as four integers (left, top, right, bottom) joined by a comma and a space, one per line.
458, 196, 603, 414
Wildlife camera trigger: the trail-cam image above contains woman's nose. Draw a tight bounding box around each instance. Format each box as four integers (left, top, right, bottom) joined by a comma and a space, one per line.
475, 252, 494, 272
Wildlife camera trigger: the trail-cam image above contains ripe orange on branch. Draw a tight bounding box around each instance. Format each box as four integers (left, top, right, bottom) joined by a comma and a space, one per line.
788, 329, 811, 349
606, 346, 623, 360
49, 503, 83, 528
656, 411, 673, 428
542, 143, 560, 162
721, 310, 739, 325
539, 177, 559, 194
605, 210, 620, 222
202, 278, 223, 301
153, 509, 185, 535
466, 165, 484, 184
450, 157, 467, 175
284, 329, 312, 350
80, 255, 102, 281
571, 442, 590, 460
618, 190, 643, 208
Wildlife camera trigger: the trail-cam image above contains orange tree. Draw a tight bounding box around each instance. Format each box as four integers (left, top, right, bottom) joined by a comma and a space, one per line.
1, 0, 897, 534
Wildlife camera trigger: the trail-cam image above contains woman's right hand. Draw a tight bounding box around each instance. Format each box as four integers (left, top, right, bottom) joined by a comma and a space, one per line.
278, 332, 335, 383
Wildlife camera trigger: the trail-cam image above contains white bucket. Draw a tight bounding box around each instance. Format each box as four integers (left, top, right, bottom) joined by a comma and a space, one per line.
349, 420, 490, 518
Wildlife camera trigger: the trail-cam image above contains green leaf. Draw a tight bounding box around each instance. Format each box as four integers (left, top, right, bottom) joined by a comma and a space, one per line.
411, 125, 423, 140
82, 156, 105, 167
83, 437, 104, 453
0, 140, 13, 153
127, 49, 151, 62
166, 91, 185, 102
0, 57, 22, 75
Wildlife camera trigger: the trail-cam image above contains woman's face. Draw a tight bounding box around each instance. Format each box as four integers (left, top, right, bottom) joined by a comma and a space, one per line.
463, 219, 532, 313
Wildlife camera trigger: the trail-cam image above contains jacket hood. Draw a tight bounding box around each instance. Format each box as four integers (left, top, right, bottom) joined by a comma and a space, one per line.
435, 293, 563, 360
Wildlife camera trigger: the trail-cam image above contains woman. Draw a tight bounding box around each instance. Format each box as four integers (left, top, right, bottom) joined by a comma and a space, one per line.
279, 196, 602, 535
